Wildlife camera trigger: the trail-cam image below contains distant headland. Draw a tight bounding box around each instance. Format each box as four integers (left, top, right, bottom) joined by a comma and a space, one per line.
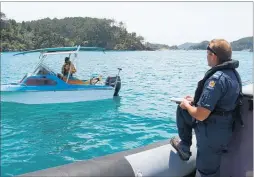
151, 36, 253, 52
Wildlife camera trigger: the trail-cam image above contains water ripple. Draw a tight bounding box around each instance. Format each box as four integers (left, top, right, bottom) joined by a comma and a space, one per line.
1, 51, 252, 176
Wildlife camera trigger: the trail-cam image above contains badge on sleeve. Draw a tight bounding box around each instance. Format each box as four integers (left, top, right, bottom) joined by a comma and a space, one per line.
208, 80, 216, 87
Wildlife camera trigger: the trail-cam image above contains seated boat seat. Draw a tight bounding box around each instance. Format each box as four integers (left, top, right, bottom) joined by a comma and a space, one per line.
62, 77, 85, 85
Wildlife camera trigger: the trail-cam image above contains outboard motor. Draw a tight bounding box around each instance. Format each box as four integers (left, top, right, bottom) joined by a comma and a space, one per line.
105, 68, 122, 96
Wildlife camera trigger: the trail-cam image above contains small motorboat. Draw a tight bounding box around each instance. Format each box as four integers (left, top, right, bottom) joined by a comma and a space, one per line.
1, 46, 122, 104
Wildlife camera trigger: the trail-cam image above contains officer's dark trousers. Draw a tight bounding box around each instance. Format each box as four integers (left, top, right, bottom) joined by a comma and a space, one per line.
176, 106, 233, 177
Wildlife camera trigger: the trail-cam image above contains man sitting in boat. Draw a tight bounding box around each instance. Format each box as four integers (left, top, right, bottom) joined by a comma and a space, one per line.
61, 57, 76, 77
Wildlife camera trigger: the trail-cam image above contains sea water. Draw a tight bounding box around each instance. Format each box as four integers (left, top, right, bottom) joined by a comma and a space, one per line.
1, 50, 252, 176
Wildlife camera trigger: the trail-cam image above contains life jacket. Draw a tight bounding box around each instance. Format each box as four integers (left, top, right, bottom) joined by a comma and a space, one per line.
193, 60, 244, 129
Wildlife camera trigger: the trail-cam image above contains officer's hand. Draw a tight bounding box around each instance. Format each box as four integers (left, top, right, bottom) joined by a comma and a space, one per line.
184, 95, 193, 102
180, 99, 191, 110
180, 102, 187, 109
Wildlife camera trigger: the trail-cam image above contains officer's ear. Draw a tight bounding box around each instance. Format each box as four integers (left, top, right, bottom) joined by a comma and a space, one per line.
212, 55, 219, 65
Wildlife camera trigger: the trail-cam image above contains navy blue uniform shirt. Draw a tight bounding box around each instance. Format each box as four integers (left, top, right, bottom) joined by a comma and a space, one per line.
197, 70, 240, 112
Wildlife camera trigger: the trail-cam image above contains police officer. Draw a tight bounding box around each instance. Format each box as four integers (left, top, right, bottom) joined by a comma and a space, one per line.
170, 39, 242, 177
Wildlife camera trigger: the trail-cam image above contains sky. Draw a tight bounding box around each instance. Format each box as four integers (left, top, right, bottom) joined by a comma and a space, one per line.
1, 1, 253, 46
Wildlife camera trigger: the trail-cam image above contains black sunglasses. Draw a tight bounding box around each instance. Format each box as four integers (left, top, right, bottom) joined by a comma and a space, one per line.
207, 46, 217, 55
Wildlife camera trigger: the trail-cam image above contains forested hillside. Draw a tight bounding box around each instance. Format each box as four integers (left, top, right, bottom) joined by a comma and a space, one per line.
0, 12, 149, 51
